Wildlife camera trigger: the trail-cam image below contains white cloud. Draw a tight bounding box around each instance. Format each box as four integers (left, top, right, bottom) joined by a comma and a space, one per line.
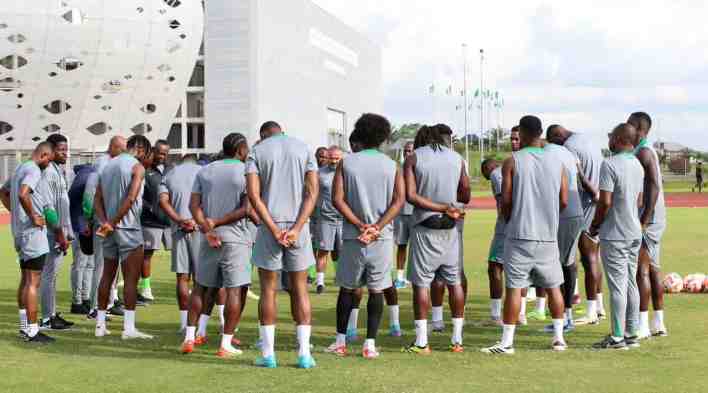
313, 0, 708, 150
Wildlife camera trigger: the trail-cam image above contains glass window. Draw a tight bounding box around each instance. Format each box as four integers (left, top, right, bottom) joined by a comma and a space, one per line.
168, 123, 182, 148
189, 63, 204, 87
327, 108, 346, 148
187, 92, 204, 118
187, 123, 204, 149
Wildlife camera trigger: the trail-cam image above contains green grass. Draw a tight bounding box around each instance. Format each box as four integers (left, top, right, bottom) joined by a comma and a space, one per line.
1, 209, 707, 393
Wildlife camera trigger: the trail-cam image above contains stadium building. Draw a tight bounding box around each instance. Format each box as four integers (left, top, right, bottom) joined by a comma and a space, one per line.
0, 0, 383, 181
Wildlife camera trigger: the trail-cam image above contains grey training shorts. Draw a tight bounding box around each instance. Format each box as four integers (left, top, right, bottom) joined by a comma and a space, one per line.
642, 222, 666, 269
394, 215, 413, 246
558, 217, 584, 267
408, 225, 460, 287
503, 239, 563, 289
316, 220, 343, 252
336, 239, 393, 291
171, 231, 202, 274
143, 226, 172, 251
252, 223, 315, 273
196, 241, 252, 288
103, 229, 143, 263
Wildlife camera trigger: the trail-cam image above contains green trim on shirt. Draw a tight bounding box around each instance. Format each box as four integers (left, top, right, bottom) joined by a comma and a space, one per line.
43, 207, 59, 227
361, 149, 382, 155
222, 159, 243, 164
614, 151, 635, 159
522, 146, 544, 154
634, 138, 649, 154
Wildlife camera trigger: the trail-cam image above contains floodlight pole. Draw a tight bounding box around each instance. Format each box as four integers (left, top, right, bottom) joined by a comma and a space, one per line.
479, 48, 485, 163
463, 43, 469, 166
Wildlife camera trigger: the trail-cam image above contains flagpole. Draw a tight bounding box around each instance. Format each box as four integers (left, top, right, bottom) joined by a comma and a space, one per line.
479, 48, 485, 163
463, 43, 469, 166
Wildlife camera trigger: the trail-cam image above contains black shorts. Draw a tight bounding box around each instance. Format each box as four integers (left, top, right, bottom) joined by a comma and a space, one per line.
20, 254, 47, 271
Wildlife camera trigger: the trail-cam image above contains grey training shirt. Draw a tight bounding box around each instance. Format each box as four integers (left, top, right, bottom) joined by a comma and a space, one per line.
245, 134, 318, 223
506, 147, 562, 242
317, 165, 343, 223
545, 143, 583, 219
3, 161, 50, 258
99, 154, 143, 230
411, 145, 463, 226
636, 143, 666, 225
489, 166, 506, 235
341, 149, 398, 240
564, 133, 603, 212
598, 152, 645, 241
193, 159, 249, 244
43, 162, 73, 240
159, 161, 201, 234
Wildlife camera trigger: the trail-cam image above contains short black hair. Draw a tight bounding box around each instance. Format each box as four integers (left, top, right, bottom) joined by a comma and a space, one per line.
127, 134, 152, 152
630, 112, 652, 131
511, 125, 520, 133
435, 123, 453, 136
353, 113, 391, 149
154, 139, 170, 150
546, 125, 561, 135
46, 133, 68, 148
613, 123, 637, 146
316, 146, 328, 156
414, 125, 444, 151
519, 115, 543, 138
35, 141, 53, 154
260, 121, 281, 135
223, 133, 247, 157
481, 158, 496, 170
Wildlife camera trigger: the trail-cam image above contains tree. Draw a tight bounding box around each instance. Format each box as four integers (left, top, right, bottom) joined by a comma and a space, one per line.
390, 123, 423, 143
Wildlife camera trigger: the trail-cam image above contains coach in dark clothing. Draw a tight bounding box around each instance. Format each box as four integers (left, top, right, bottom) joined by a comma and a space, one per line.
68, 163, 95, 314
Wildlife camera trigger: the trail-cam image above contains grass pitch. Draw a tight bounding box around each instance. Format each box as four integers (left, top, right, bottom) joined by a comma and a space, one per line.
1, 208, 707, 393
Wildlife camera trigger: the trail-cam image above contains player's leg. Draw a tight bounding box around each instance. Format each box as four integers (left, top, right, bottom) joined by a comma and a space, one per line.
256, 268, 279, 367
593, 241, 629, 349
172, 231, 192, 332
528, 286, 547, 321
624, 241, 641, 347
70, 241, 87, 314
447, 283, 465, 351
18, 271, 27, 336
40, 248, 72, 329
578, 233, 603, 323
393, 216, 410, 289
430, 279, 445, 332
636, 246, 652, 339
217, 287, 244, 357
24, 264, 54, 343
121, 242, 152, 339
409, 284, 433, 353
649, 265, 665, 334
288, 269, 315, 367
546, 287, 567, 351
95, 258, 119, 337
140, 248, 155, 301
315, 249, 329, 294
181, 283, 206, 353
486, 261, 504, 325
395, 245, 408, 288
482, 287, 521, 354
363, 289, 384, 358
383, 286, 401, 336
329, 287, 356, 354
176, 273, 190, 331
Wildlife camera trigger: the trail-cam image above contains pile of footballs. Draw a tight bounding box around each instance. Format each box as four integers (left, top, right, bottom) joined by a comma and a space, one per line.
662, 273, 708, 294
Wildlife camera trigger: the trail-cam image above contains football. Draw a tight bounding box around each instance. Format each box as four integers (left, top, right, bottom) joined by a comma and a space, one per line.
683, 274, 706, 293
663, 272, 684, 294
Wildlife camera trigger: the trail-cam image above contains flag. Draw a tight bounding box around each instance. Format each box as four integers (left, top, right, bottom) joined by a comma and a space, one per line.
446, 85, 452, 95
474, 89, 480, 98
429, 84, 435, 94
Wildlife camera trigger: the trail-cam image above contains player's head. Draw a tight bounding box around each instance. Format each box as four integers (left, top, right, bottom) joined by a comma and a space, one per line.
353, 113, 391, 150
481, 158, 498, 180
518, 116, 543, 147
435, 123, 454, 148
349, 129, 363, 153
510, 126, 521, 152
403, 141, 414, 156
152, 139, 170, 166
608, 123, 637, 153
46, 133, 68, 165
259, 120, 282, 140
181, 153, 198, 163
223, 132, 249, 161
315, 146, 329, 167
627, 111, 652, 142
414, 125, 445, 151
328, 145, 343, 167
126, 134, 152, 163
33, 141, 54, 169
108, 136, 127, 157
546, 124, 570, 145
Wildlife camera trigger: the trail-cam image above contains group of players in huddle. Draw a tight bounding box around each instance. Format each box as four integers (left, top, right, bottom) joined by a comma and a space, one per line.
1, 110, 667, 368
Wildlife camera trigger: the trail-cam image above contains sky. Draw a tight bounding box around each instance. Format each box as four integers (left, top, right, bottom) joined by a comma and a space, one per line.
312, 0, 708, 151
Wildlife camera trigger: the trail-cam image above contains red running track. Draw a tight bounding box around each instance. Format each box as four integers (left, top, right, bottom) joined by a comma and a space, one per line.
0, 193, 706, 225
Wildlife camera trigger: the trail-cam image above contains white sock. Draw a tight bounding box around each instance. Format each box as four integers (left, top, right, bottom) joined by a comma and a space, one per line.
185, 326, 196, 342
260, 325, 275, 358
490, 299, 502, 320
27, 323, 39, 338
336, 333, 346, 347
347, 308, 359, 331
364, 338, 375, 350
389, 305, 400, 327
527, 287, 536, 299
653, 310, 665, 330
397, 269, 405, 281
316, 272, 325, 287
221, 334, 233, 349
574, 278, 579, 296
552, 318, 565, 342
640, 311, 650, 333
596, 293, 605, 312
296, 325, 311, 357
564, 308, 573, 323
124, 310, 136, 333
536, 297, 546, 314
414, 320, 428, 347
431, 306, 443, 323
451, 318, 464, 345
501, 324, 516, 347
519, 296, 527, 318
179, 310, 188, 330
217, 305, 225, 330
586, 300, 598, 319
19, 309, 28, 332
110, 288, 118, 305
97, 310, 107, 325
197, 314, 209, 337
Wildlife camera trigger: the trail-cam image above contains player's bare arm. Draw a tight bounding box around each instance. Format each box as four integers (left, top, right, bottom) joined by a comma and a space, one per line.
333, 161, 365, 230
246, 172, 283, 242
636, 148, 659, 227
159, 192, 194, 232
19, 184, 45, 227
375, 168, 405, 229
589, 190, 612, 236
288, 170, 319, 238
577, 163, 599, 202
500, 157, 515, 222
189, 193, 209, 232
457, 165, 472, 205
212, 193, 248, 228
559, 168, 569, 212
0, 186, 10, 211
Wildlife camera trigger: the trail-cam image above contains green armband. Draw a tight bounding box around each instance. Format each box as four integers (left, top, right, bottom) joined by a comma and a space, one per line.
82, 194, 94, 220
43, 207, 59, 227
